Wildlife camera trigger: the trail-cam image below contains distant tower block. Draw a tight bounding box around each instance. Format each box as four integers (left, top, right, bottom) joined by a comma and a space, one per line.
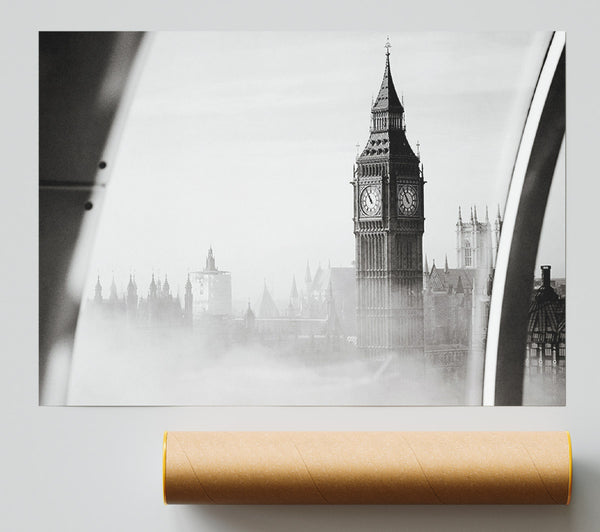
189, 247, 232, 317
353, 40, 425, 357
456, 205, 495, 270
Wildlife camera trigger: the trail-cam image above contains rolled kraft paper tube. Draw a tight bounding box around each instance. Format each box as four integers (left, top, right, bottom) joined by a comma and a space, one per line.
163, 431, 572, 505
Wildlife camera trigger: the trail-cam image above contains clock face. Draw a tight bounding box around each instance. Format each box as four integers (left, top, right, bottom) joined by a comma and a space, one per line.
360, 185, 382, 217
397, 184, 418, 216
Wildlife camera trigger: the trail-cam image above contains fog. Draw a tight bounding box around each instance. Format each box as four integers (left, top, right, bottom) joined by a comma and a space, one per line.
66, 32, 565, 406
68, 306, 470, 406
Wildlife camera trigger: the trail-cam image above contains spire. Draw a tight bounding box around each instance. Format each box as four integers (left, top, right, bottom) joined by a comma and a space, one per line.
485, 205, 490, 224
304, 260, 312, 285
470, 206, 474, 222
109, 275, 118, 301
371, 38, 403, 112
494, 205, 503, 239
244, 300, 255, 320
457, 206, 463, 226
444, 254, 449, 273
290, 275, 298, 300
243, 300, 256, 331
473, 205, 478, 223
258, 280, 279, 318
127, 274, 136, 297
149, 273, 157, 298
126, 273, 137, 310
288, 275, 299, 316
424, 254, 429, 274
163, 274, 170, 295
94, 275, 102, 302
496, 204, 503, 223
205, 246, 216, 271
185, 273, 192, 291
359, 38, 419, 162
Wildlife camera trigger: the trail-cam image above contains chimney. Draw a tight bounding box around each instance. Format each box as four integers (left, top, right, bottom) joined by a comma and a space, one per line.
541, 265, 551, 288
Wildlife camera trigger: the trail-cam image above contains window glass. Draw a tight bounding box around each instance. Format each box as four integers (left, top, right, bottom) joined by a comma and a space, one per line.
69, 32, 557, 405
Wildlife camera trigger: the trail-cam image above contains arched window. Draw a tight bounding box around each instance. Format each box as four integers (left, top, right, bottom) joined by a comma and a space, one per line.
464, 240, 472, 267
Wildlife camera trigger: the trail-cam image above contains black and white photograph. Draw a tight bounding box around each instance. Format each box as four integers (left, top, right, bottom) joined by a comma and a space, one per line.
39, 31, 566, 406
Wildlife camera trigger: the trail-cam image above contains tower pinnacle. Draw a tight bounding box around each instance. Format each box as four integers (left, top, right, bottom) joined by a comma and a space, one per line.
94, 275, 102, 303
371, 40, 403, 113
358, 41, 419, 160
304, 260, 312, 285
205, 246, 217, 272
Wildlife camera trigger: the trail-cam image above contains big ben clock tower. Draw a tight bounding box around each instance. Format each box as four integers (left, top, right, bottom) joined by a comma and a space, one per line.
354, 40, 425, 357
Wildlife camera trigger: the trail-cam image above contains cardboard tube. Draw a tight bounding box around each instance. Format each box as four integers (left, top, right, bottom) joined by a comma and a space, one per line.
163, 431, 572, 505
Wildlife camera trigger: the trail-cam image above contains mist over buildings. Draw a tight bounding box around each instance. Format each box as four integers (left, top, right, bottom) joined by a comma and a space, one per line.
67, 32, 565, 406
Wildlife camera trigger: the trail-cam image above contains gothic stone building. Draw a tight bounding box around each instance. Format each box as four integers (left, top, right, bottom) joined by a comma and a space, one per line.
354, 43, 425, 358
246, 262, 357, 352
90, 272, 188, 327
424, 206, 501, 353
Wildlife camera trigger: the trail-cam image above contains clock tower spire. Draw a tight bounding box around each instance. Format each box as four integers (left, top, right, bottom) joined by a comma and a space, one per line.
353, 40, 425, 357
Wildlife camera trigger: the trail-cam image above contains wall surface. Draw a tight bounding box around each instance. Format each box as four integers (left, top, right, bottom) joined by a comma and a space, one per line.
2, 1, 600, 530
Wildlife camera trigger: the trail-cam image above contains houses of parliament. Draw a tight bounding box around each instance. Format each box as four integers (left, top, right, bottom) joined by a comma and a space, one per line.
86, 42, 565, 394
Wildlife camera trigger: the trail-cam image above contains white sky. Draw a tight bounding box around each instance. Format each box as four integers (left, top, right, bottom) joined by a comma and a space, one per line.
88, 31, 564, 311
